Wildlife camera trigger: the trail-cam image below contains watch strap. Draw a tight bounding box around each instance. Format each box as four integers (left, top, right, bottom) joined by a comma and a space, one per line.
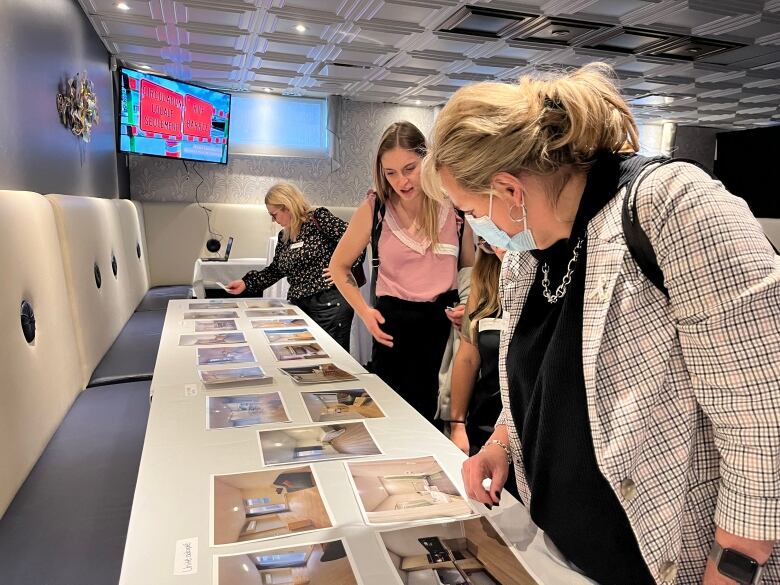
709, 541, 765, 585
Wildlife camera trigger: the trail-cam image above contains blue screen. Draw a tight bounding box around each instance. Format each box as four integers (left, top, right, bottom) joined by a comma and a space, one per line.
118, 68, 231, 164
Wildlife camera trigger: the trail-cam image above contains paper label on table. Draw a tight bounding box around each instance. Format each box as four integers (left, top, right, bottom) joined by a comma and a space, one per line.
184, 384, 198, 397
173, 537, 198, 575
433, 243, 458, 256
290, 241, 304, 250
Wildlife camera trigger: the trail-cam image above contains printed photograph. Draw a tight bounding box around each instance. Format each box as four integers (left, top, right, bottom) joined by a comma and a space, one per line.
252, 318, 307, 330
377, 517, 537, 585
190, 301, 239, 310
212, 465, 333, 546
271, 343, 328, 362
280, 363, 358, 385
180, 332, 246, 346
246, 308, 299, 318
245, 299, 285, 309
215, 539, 361, 585
258, 422, 381, 466
347, 456, 473, 525
184, 310, 239, 320
208, 393, 289, 429
198, 346, 256, 366
195, 319, 238, 332
301, 389, 384, 422
199, 366, 272, 386
265, 328, 315, 344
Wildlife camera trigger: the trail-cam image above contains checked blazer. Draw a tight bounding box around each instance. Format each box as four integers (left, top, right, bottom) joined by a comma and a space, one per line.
496, 162, 780, 584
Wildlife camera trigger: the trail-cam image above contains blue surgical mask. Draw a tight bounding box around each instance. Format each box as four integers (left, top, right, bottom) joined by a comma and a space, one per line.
465, 192, 537, 252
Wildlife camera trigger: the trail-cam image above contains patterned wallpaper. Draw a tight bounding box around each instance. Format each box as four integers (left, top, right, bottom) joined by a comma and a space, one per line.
130, 100, 435, 207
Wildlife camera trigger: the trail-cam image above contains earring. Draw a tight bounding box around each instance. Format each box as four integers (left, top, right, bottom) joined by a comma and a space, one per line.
507, 200, 528, 224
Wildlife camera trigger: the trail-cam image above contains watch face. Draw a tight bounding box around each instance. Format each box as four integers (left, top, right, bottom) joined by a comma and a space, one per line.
719, 548, 758, 583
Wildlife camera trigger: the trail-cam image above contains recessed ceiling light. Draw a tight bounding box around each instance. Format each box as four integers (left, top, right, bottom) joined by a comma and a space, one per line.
551, 29, 570, 37
264, 87, 272, 93
139, 65, 151, 70
242, 564, 250, 572
295, 24, 307, 33
232, 506, 239, 512
116, 2, 130, 10
415, 100, 421, 105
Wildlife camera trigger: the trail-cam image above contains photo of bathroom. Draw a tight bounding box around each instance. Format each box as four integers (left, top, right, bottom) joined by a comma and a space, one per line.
258, 421, 381, 465
212, 466, 332, 546
378, 517, 537, 585
215, 539, 361, 585
347, 456, 473, 525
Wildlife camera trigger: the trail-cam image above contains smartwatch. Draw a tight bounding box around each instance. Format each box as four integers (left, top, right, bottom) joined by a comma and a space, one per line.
709, 541, 765, 585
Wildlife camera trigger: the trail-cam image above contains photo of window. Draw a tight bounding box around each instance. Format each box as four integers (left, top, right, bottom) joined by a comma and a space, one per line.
212, 466, 333, 546
301, 389, 384, 422
258, 421, 381, 466
346, 456, 473, 525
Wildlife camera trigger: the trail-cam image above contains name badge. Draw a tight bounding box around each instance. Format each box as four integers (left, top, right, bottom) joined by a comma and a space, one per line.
434, 243, 458, 256
478, 318, 503, 333
290, 241, 304, 250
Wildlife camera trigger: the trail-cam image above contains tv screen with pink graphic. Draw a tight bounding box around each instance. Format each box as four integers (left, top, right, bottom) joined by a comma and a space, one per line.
118, 68, 231, 164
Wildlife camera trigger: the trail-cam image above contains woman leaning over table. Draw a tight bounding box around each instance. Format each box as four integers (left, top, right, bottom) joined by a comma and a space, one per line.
329, 121, 475, 424
423, 62, 779, 584
226, 182, 363, 351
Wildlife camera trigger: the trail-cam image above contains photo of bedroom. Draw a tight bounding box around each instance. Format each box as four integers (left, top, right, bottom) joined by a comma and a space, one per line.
258, 421, 381, 466
207, 393, 289, 429
347, 456, 473, 525
301, 389, 385, 422
378, 517, 537, 585
212, 466, 332, 546
216, 539, 361, 585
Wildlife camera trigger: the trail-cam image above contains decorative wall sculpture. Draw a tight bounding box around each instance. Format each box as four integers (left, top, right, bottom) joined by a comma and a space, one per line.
56, 71, 100, 142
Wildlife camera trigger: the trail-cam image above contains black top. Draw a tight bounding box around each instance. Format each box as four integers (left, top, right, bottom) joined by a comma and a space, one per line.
469, 312, 502, 436
243, 207, 360, 301
506, 154, 655, 585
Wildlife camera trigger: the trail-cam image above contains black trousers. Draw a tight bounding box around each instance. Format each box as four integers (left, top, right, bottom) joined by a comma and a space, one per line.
293, 287, 353, 351
370, 291, 458, 423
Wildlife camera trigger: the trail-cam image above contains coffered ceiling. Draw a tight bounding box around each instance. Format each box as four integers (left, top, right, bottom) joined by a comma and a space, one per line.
78, 0, 780, 128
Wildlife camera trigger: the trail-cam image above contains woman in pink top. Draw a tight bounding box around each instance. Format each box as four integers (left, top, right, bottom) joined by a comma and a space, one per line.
330, 122, 475, 422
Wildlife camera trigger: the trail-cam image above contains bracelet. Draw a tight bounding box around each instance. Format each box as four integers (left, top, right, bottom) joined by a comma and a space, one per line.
480, 439, 512, 464
443, 419, 466, 425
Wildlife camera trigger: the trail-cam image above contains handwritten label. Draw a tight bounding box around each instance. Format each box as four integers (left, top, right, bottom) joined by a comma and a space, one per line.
173, 537, 198, 575
184, 384, 198, 397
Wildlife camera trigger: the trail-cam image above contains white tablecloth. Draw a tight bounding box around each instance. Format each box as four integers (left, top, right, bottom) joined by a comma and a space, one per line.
192, 257, 289, 299
119, 298, 595, 585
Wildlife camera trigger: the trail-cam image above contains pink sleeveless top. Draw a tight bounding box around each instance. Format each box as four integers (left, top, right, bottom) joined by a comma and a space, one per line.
370, 193, 460, 302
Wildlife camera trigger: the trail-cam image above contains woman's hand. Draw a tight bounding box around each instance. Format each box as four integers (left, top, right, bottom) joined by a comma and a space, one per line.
445, 304, 465, 328
322, 267, 333, 286
225, 279, 246, 295
360, 308, 393, 347
462, 444, 509, 507
450, 423, 470, 455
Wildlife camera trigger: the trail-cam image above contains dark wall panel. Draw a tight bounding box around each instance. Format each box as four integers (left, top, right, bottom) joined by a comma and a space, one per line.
0, 0, 127, 197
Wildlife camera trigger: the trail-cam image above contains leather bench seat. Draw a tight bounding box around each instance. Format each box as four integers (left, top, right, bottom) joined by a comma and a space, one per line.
135, 284, 192, 312
0, 380, 151, 585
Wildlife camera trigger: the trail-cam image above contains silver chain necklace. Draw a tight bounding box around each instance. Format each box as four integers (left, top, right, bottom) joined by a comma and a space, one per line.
541, 238, 584, 304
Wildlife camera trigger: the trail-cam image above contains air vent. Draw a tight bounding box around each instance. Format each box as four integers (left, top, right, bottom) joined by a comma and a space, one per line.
517, 17, 606, 45
437, 5, 533, 38
647, 37, 744, 61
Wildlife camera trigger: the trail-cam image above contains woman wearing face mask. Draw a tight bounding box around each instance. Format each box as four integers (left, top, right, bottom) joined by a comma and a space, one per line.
423, 62, 779, 585
329, 121, 475, 423
225, 182, 361, 351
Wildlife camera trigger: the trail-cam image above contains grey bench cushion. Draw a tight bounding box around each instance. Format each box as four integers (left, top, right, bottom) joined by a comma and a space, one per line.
135, 284, 191, 312
88, 310, 166, 387
0, 380, 151, 585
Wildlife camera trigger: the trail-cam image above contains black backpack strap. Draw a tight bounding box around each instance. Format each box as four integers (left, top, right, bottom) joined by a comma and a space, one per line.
621, 156, 712, 299
369, 196, 386, 307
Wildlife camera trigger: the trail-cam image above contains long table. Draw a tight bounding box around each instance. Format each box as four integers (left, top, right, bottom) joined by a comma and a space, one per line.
119, 298, 594, 585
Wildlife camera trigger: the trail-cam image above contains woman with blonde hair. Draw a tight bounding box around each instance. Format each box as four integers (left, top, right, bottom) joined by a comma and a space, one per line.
226, 182, 361, 350
424, 62, 779, 584
329, 121, 474, 423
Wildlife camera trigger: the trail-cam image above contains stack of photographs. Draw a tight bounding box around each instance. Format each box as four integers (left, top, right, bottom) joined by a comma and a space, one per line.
197, 346, 256, 366
184, 310, 239, 320
207, 393, 289, 429
198, 366, 272, 386
189, 301, 239, 310
270, 343, 328, 362
279, 363, 358, 385
179, 332, 246, 346
194, 319, 237, 332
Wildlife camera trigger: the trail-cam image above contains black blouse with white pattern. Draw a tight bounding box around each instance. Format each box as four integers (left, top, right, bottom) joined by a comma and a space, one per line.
242, 207, 361, 301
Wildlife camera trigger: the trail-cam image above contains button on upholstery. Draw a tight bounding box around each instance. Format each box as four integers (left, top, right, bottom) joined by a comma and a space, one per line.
620, 478, 637, 501
658, 560, 677, 583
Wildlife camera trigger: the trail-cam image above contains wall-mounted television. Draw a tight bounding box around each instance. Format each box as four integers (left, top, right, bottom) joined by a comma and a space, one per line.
118, 67, 231, 164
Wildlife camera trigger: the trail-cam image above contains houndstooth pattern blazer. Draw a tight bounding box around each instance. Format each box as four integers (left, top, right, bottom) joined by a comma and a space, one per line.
496, 162, 780, 584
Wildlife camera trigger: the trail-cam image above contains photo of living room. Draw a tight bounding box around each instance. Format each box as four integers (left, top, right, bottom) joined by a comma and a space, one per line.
207, 393, 290, 430
377, 517, 537, 585
301, 389, 385, 422
347, 456, 473, 525
215, 539, 361, 585
212, 466, 333, 546
258, 421, 381, 466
